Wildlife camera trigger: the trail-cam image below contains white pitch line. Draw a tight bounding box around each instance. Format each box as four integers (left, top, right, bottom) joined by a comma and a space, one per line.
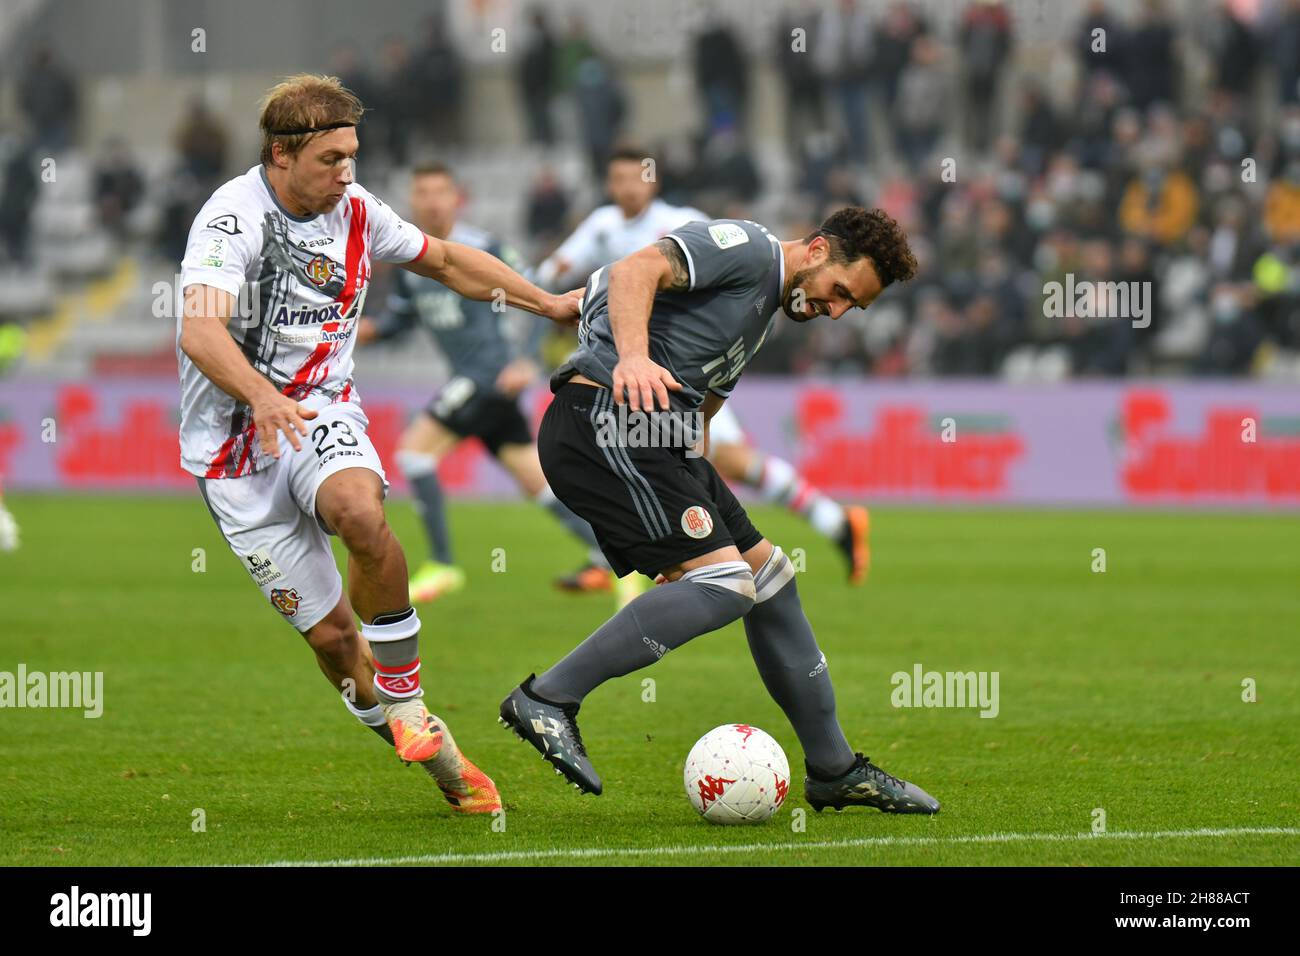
244, 826, 1300, 868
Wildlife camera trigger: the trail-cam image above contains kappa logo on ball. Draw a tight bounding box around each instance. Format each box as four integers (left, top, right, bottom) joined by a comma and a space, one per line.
270, 587, 302, 617
696, 775, 736, 807
681, 505, 713, 539
304, 255, 337, 287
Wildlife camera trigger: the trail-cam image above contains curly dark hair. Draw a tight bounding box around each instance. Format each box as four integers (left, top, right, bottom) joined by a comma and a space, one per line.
807, 207, 918, 287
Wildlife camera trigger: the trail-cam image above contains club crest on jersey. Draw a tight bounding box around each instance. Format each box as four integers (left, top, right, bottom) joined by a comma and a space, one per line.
681, 505, 714, 539
270, 587, 302, 617
304, 254, 337, 287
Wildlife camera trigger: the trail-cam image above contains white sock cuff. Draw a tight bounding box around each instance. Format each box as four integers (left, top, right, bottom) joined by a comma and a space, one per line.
754, 546, 796, 603
371, 674, 422, 700
342, 695, 387, 727
395, 449, 438, 478
759, 455, 797, 499
682, 560, 756, 600
361, 608, 421, 643
535, 484, 557, 505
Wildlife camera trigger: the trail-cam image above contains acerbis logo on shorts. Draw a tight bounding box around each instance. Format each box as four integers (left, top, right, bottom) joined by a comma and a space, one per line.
270, 587, 302, 617
681, 505, 713, 539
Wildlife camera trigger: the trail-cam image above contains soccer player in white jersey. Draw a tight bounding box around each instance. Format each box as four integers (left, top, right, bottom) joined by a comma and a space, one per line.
177, 75, 580, 815
0, 323, 24, 551
538, 148, 870, 586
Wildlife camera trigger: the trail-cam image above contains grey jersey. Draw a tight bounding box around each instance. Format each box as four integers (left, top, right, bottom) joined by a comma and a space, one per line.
377, 222, 538, 389
553, 219, 785, 410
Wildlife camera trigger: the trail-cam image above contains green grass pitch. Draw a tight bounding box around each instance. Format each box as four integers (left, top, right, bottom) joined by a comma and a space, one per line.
1, 493, 1297, 866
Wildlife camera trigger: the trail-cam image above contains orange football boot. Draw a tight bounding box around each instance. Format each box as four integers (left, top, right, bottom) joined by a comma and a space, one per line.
840, 505, 871, 585
384, 697, 444, 764
554, 562, 614, 593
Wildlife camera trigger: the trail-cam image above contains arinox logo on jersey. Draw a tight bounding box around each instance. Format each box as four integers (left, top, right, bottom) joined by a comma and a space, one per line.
268, 301, 345, 328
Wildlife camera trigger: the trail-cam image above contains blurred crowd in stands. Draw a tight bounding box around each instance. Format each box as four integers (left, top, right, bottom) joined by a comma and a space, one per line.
3, 0, 1300, 379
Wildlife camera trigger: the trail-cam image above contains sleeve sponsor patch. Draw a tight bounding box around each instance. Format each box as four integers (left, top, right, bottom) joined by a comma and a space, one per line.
708, 223, 749, 249
201, 236, 227, 268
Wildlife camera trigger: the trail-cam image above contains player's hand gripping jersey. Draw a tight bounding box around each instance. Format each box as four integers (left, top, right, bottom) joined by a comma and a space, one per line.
178, 164, 426, 478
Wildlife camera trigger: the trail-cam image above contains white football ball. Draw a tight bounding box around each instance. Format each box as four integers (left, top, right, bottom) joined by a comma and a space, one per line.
683, 723, 790, 824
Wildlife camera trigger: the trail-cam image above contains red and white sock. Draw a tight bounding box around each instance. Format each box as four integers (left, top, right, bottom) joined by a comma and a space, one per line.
362, 607, 423, 704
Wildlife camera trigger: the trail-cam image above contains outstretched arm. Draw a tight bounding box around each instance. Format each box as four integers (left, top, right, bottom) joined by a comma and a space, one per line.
402, 235, 581, 325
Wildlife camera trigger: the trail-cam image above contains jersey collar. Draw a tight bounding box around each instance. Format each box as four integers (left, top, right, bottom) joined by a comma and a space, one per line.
258, 165, 320, 223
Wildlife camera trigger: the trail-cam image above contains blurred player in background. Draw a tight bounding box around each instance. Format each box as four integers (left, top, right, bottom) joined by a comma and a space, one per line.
0, 321, 25, 551
358, 163, 621, 604
502, 208, 939, 813
177, 75, 579, 816
539, 147, 870, 585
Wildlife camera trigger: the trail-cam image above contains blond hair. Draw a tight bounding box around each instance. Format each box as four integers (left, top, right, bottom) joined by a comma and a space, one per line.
258, 74, 364, 167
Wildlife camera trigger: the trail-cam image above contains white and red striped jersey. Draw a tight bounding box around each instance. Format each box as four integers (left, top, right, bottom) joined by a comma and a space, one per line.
177, 165, 427, 478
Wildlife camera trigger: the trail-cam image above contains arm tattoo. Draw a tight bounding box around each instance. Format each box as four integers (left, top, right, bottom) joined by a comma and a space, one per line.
654, 238, 691, 292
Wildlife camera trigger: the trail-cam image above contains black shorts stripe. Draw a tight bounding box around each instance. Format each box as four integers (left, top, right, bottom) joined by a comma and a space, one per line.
589, 389, 670, 539
596, 390, 672, 538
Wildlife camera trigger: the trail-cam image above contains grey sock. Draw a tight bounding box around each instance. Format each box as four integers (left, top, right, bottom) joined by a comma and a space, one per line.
410, 472, 453, 564
744, 547, 855, 779
537, 485, 602, 552
397, 447, 453, 565
532, 561, 756, 704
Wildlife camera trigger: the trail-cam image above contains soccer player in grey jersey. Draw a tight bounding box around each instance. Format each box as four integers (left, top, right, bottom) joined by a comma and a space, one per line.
540, 148, 869, 585
360, 163, 607, 603
501, 207, 943, 813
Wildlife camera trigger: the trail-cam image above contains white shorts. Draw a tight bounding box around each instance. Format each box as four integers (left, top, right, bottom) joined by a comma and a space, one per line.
196, 400, 388, 633
708, 404, 747, 448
